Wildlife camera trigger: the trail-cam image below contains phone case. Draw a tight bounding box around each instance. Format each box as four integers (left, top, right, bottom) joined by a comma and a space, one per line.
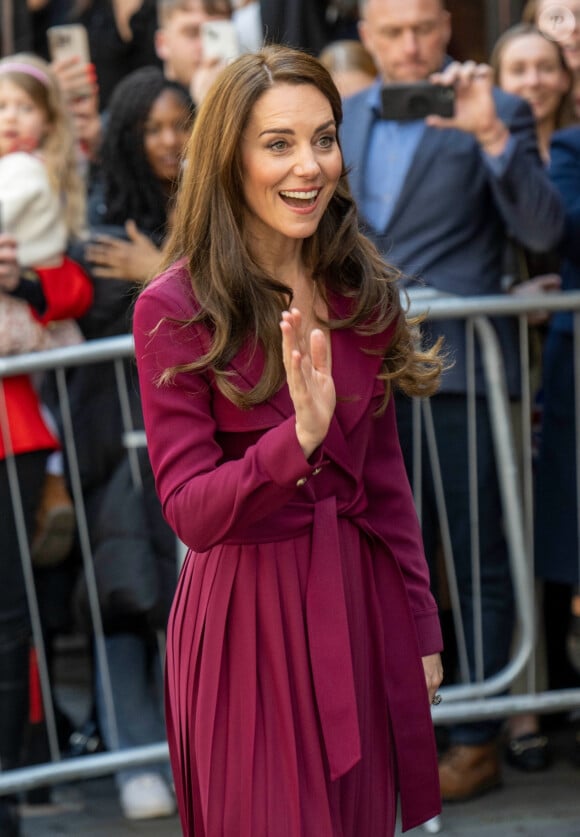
47, 24, 91, 64
200, 21, 240, 61
380, 82, 455, 121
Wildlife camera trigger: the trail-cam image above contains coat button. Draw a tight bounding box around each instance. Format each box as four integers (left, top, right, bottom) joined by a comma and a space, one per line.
296, 477, 308, 487
312, 467, 322, 476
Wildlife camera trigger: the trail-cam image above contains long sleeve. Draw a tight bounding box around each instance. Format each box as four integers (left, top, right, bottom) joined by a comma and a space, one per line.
484, 96, 564, 252
133, 275, 321, 552
0, 152, 68, 267
35, 257, 94, 324
549, 127, 580, 266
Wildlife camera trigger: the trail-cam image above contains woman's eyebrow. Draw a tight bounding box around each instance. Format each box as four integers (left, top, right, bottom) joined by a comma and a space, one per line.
258, 119, 336, 138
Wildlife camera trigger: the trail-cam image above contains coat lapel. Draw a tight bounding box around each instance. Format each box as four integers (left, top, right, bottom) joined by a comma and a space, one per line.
218, 293, 389, 479
386, 126, 449, 229
342, 100, 375, 210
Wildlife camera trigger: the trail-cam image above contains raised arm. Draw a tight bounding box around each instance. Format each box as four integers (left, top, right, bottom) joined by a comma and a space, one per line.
133, 281, 324, 552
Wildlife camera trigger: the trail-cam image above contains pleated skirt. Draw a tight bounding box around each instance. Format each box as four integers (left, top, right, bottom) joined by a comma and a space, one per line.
165, 521, 398, 837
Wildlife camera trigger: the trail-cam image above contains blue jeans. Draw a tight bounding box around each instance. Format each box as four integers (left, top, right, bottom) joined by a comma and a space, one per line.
95, 631, 171, 787
396, 394, 514, 745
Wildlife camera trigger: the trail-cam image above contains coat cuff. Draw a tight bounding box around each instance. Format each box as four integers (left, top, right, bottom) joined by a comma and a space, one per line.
259, 416, 326, 489
413, 607, 444, 657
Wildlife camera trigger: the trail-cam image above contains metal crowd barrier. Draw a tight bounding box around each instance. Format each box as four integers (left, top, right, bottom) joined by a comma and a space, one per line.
1, 291, 580, 801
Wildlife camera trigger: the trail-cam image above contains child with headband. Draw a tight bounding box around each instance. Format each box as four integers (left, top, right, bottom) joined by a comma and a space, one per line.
0, 51, 94, 559
0, 53, 86, 269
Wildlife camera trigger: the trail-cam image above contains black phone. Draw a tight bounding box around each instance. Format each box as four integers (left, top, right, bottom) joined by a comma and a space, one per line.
380, 82, 455, 121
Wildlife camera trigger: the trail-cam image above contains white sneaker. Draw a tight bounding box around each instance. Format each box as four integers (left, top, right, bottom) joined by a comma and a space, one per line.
119, 773, 176, 820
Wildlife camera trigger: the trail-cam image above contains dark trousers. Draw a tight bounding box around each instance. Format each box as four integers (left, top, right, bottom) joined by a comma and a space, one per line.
396, 394, 514, 745
0, 451, 47, 771
535, 330, 579, 586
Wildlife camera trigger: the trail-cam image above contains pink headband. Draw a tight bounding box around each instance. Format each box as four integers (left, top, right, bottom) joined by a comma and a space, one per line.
0, 62, 51, 86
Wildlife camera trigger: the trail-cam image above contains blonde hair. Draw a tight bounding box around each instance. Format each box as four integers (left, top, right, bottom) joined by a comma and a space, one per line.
157, 0, 231, 25
0, 53, 86, 239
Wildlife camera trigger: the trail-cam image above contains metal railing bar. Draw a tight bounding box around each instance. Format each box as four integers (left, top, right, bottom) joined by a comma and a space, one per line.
466, 319, 485, 684
421, 397, 471, 684
0, 743, 169, 795
407, 289, 580, 319
54, 368, 120, 752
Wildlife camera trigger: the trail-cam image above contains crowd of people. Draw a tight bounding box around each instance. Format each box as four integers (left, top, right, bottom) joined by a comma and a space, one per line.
1, 1, 580, 836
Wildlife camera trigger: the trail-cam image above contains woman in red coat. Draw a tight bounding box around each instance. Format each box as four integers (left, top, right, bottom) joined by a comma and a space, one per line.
134, 45, 444, 836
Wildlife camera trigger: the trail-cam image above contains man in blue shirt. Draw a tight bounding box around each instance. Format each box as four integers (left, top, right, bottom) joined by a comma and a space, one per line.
341, 0, 564, 803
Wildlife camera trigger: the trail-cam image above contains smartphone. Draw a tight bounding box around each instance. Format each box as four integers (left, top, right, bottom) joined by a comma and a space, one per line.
47, 24, 91, 64
380, 82, 455, 121
200, 20, 241, 62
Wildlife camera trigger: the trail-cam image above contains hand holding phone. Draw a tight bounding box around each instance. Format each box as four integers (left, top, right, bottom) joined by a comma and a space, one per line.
47, 24, 93, 99
380, 82, 455, 121
47, 24, 91, 63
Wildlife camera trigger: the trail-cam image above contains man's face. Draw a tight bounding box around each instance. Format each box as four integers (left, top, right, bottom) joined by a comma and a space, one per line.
155, 1, 231, 88
358, 0, 451, 83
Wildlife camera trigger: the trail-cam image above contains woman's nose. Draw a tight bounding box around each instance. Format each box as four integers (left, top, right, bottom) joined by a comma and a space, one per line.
294, 146, 320, 177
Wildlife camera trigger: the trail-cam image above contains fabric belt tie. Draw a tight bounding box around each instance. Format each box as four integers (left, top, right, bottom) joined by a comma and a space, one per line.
306, 495, 361, 780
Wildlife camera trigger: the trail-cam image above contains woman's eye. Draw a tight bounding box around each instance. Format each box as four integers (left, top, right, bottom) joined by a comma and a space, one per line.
318, 134, 336, 148
269, 140, 287, 151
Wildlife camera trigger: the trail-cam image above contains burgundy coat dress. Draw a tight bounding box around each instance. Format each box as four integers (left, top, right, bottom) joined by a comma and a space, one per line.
133, 261, 443, 836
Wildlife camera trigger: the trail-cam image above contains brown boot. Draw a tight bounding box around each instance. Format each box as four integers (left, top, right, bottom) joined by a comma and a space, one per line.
30, 474, 76, 567
438, 742, 501, 802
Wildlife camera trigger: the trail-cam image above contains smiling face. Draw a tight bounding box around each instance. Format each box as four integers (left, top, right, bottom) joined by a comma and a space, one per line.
239, 82, 343, 260
498, 32, 570, 126
143, 88, 192, 185
0, 78, 48, 156
359, 0, 451, 83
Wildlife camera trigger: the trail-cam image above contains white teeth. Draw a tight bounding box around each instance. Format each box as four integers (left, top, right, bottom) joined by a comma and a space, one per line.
280, 189, 319, 199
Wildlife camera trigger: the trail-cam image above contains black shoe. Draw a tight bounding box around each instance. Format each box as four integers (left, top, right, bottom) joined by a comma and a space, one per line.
505, 732, 551, 772
62, 720, 105, 759
0, 797, 20, 837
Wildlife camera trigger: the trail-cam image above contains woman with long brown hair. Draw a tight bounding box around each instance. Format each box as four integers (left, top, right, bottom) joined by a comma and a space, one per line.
490, 23, 574, 162
134, 45, 444, 837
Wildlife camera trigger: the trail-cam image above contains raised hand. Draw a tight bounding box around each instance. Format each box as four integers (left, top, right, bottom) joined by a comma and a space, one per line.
427, 61, 510, 156
280, 307, 336, 460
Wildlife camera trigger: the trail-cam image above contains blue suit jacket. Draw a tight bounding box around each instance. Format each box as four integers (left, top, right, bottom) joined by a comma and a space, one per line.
549, 126, 580, 335
341, 86, 565, 394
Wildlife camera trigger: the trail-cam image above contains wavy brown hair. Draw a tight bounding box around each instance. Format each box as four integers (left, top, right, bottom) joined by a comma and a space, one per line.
154, 45, 443, 409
